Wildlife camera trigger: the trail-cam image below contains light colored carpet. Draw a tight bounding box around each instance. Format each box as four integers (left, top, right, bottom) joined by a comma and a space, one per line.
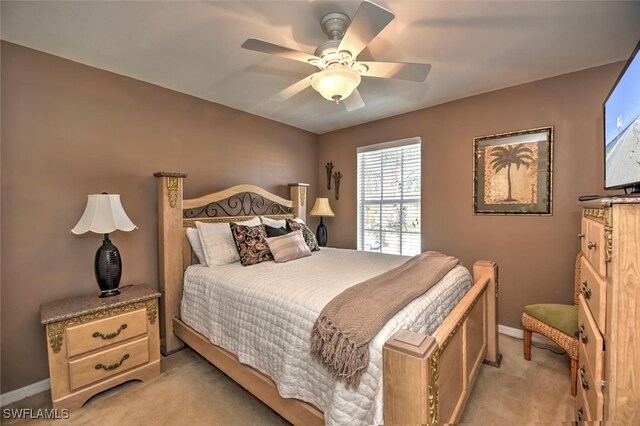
3, 335, 574, 425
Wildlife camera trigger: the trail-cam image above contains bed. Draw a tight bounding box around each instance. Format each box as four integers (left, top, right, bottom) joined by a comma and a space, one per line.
154, 172, 501, 425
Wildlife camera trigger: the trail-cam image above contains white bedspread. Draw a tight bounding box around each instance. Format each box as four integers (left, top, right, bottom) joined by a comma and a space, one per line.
181, 248, 472, 425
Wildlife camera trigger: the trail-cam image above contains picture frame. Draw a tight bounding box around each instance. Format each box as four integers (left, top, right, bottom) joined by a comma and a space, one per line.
473, 126, 553, 215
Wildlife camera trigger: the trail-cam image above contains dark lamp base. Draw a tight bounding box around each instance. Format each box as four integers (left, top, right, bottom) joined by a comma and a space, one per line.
95, 234, 122, 297
316, 216, 328, 247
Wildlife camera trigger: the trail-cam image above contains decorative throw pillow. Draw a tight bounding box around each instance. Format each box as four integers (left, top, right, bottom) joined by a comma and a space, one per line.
264, 224, 289, 238
229, 223, 273, 266
266, 231, 311, 263
185, 228, 206, 265
196, 217, 261, 266
260, 216, 287, 229
286, 219, 320, 252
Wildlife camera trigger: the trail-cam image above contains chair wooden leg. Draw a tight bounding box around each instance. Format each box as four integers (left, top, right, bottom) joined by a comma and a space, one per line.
523, 328, 532, 361
570, 356, 578, 397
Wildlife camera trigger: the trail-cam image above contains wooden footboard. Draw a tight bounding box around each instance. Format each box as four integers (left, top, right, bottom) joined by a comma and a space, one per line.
383, 261, 500, 425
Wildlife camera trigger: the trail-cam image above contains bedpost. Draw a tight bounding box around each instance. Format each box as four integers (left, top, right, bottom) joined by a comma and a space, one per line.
288, 183, 309, 222
154, 172, 188, 355
473, 261, 501, 367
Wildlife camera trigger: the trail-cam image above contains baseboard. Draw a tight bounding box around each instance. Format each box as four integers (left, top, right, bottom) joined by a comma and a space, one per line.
499, 324, 560, 349
0, 378, 50, 407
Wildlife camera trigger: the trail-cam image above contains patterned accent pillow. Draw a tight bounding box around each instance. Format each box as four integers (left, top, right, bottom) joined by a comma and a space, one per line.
266, 230, 311, 263
229, 223, 273, 266
286, 219, 320, 252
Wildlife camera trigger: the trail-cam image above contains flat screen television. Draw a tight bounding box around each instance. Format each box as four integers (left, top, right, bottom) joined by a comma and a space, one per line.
604, 39, 640, 195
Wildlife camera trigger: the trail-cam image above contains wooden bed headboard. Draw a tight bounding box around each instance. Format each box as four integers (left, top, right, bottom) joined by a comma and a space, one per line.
153, 172, 309, 354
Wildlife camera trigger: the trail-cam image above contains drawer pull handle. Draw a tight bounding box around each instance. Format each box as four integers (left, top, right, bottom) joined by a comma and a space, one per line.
92, 324, 128, 340
580, 366, 589, 390
587, 241, 597, 250
581, 281, 591, 300
579, 324, 588, 344
577, 233, 585, 240
577, 407, 584, 421
95, 354, 130, 371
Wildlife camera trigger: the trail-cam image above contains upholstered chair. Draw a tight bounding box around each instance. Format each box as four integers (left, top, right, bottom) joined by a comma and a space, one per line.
522, 254, 581, 397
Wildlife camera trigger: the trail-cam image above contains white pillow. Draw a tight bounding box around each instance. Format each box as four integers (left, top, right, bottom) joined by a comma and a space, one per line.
293, 217, 305, 224
196, 217, 261, 266
185, 228, 206, 265
260, 216, 286, 229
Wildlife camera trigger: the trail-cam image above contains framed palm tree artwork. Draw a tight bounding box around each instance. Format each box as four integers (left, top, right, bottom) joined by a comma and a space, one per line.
473, 126, 553, 215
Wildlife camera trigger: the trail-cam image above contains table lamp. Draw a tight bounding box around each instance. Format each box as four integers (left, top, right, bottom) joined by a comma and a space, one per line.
72, 193, 137, 297
309, 197, 335, 247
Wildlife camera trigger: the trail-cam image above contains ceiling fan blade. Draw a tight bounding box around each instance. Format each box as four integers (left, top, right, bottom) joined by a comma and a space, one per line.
343, 89, 365, 112
271, 74, 315, 102
338, 1, 395, 58
359, 61, 431, 82
241, 38, 322, 65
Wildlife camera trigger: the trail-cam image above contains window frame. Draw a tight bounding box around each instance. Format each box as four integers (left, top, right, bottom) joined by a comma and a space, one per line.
357, 137, 422, 256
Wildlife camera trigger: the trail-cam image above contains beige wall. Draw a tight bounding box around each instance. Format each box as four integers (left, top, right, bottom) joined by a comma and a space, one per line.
1, 39, 624, 394
0, 42, 319, 393
318, 62, 623, 331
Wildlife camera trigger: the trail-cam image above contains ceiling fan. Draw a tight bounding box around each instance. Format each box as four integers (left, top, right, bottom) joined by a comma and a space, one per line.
241, 0, 431, 112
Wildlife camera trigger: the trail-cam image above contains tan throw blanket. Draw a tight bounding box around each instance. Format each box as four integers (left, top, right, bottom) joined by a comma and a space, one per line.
310, 251, 459, 388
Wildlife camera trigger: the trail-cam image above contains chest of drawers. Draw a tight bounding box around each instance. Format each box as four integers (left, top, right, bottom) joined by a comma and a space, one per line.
576, 200, 640, 422
40, 284, 161, 410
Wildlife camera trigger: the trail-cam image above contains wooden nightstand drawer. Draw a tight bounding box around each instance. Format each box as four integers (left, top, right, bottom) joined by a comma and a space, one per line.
579, 257, 606, 332
578, 295, 604, 385
66, 309, 148, 357
69, 336, 150, 391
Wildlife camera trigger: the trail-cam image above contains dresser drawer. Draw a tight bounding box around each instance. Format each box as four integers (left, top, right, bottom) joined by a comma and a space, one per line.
66, 309, 148, 357
578, 295, 604, 384
68, 336, 149, 391
579, 257, 607, 332
577, 362, 604, 420
576, 383, 591, 422
581, 217, 607, 277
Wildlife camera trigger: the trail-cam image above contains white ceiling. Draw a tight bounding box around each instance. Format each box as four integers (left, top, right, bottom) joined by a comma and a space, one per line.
2, 1, 640, 134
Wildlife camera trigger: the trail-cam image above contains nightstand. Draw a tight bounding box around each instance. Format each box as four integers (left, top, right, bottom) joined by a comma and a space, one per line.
40, 284, 161, 410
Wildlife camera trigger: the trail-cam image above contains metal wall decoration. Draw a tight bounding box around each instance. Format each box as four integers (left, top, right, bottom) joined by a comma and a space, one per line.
184, 192, 292, 218
325, 162, 334, 190
473, 126, 553, 215
333, 171, 342, 200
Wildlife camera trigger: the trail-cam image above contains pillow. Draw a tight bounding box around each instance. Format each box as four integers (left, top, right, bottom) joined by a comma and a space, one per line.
266, 230, 311, 263
196, 217, 261, 266
264, 224, 289, 238
286, 218, 320, 252
185, 228, 206, 265
229, 223, 273, 266
260, 216, 287, 229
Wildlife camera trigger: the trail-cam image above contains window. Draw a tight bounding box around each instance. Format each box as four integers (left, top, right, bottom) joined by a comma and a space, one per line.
357, 138, 421, 256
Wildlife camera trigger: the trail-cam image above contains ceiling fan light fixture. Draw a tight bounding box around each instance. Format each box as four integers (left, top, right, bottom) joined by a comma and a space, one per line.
311, 67, 361, 103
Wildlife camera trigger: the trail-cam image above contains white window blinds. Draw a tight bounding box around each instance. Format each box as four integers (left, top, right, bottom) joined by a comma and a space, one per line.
357, 138, 421, 256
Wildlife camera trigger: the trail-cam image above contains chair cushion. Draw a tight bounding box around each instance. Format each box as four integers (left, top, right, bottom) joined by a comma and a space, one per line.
523, 304, 579, 337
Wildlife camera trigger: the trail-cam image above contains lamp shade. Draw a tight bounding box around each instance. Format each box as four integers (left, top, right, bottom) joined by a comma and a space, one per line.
311, 67, 361, 102
71, 194, 137, 235
309, 198, 335, 217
